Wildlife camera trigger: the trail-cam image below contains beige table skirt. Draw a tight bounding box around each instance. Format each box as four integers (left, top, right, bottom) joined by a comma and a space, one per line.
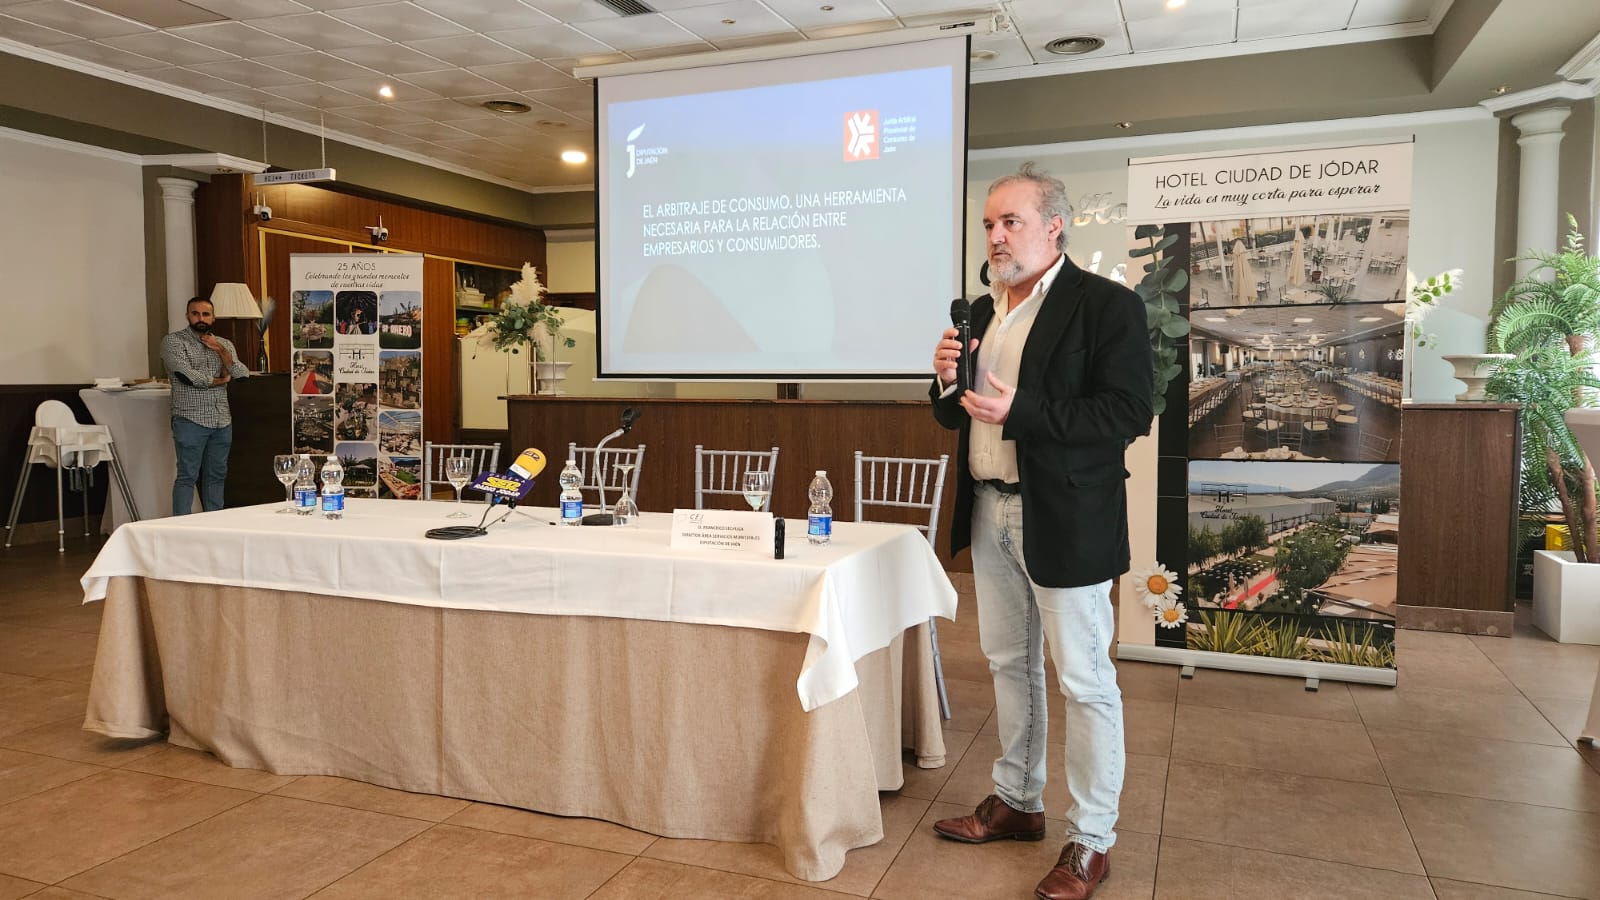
84, 576, 947, 882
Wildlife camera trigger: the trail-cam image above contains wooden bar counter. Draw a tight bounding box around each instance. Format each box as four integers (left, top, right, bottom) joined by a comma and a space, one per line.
508, 395, 964, 566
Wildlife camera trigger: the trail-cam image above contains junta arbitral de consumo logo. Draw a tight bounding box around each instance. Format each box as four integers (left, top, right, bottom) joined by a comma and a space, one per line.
625, 124, 668, 178
843, 111, 879, 161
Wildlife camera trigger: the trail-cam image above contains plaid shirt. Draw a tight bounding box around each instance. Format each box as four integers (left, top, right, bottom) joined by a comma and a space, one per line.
160, 328, 249, 428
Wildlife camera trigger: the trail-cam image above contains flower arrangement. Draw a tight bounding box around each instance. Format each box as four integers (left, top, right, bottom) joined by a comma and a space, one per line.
1403, 268, 1464, 349
1131, 563, 1186, 628
479, 263, 575, 361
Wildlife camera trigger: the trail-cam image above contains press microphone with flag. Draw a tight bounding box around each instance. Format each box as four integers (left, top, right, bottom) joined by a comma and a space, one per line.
426, 448, 546, 539
949, 297, 972, 394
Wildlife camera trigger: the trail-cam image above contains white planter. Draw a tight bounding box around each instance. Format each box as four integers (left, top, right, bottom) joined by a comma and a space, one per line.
534, 360, 572, 395
1440, 353, 1512, 401
1532, 549, 1600, 644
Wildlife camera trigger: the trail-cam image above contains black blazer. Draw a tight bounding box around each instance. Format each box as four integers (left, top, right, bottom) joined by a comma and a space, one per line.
931, 255, 1154, 588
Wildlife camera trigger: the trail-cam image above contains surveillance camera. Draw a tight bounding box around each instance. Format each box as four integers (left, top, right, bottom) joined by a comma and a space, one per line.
253, 204, 272, 222
372, 227, 389, 243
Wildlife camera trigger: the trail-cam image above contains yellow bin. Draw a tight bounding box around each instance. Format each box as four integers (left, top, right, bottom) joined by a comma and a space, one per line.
1547, 524, 1572, 551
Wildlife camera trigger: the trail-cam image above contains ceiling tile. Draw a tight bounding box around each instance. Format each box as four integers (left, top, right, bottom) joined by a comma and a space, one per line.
50, 38, 169, 68
521, 84, 590, 114
759, 0, 890, 30
541, 50, 628, 67
257, 49, 382, 80
329, 2, 468, 41
487, 22, 612, 56
1002, 0, 1120, 28
515, 0, 615, 22
100, 29, 238, 62
431, 134, 509, 150
288, 0, 390, 8
572, 12, 695, 49
191, 57, 315, 86
663, 0, 794, 40
1019, 24, 1129, 60
1121, 0, 1235, 19
325, 71, 438, 96
245, 11, 389, 48
706, 30, 803, 50
402, 32, 530, 66
372, 118, 474, 140
396, 66, 509, 95
1349, 0, 1434, 27
4, 0, 151, 38
410, 0, 554, 32
0, 12, 80, 44
209, 85, 316, 112
384, 96, 494, 119
968, 30, 1034, 70
333, 40, 449, 72
331, 101, 430, 124
466, 58, 580, 90
78, 0, 224, 27
1238, 0, 1355, 41
143, 64, 249, 92
172, 20, 313, 54
185, 0, 310, 18
261, 79, 374, 105
876, 0, 986, 18
1126, 9, 1235, 50
444, 114, 536, 137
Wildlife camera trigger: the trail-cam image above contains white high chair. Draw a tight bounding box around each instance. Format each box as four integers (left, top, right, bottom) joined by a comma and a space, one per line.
4, 400, 138, 552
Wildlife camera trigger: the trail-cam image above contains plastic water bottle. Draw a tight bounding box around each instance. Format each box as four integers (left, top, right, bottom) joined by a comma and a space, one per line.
558, 455, 584, 526
293, 454, 317, 515
807, 470, 833, 545
320, 455, 345, 520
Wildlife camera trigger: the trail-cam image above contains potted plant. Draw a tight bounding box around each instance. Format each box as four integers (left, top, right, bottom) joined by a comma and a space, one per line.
479, 263, 576, 394
1485, 215, 1600, 643
1308, 245, 1326, 283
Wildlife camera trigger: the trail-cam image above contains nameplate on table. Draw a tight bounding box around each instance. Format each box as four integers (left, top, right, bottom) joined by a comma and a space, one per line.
670, 509, 775, 555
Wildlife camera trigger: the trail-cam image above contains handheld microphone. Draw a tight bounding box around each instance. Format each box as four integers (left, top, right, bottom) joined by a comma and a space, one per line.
507, 448, 548, 483
949, 297, 972, 394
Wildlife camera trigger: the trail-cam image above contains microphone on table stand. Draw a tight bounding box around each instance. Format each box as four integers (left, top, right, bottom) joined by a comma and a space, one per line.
581, 406, 642, 526
427, 449, 546, 538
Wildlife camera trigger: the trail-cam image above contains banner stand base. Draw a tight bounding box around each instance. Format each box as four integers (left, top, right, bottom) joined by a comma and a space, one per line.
1117, 643, 1397, 688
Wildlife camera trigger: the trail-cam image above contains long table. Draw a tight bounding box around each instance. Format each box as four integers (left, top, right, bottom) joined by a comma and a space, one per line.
80, 499, 955, 881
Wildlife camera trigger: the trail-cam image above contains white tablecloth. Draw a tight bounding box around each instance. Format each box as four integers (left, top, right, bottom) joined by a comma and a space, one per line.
78, 387, 195, 530
82, 499, 958, 711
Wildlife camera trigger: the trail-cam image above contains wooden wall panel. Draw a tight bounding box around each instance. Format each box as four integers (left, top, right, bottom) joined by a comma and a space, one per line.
508, 397, 969, 568
422, 255, 456, 447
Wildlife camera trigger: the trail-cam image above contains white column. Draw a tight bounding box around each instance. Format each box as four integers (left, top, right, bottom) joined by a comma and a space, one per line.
1511, 106, 1571, 280
157, 177, 199, 333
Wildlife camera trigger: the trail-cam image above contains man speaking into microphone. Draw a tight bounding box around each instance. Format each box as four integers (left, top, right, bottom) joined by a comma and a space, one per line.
929, 163, 1152, 900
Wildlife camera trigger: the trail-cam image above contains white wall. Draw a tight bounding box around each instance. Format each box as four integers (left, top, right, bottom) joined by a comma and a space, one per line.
0, 128, 148, 383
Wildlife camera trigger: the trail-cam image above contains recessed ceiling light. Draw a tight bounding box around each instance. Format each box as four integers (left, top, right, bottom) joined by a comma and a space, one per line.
721, 17, 736, 24
819, 4, 833, 9
970, 48, 998, 61
377, 84, 393, 99
536, 119, 569, 128
1204, 317, 1227, 323
1043, 35, 1105, 55
560, 150, 587, 164
483, 99, 532, 114
1115, 121, 1133, 129
1358, 316, 1383, 322
1494, 85, 1509, 95
1293, 317, 1315, 323
1166, 0, 1186, 8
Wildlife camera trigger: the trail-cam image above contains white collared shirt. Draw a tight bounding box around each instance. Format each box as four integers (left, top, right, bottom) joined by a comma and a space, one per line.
968, 253, 1066, 483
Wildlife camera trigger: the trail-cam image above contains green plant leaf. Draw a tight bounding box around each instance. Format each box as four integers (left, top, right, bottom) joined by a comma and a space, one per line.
1161, 317, 1191, 338
1164, 268, 1189, 292
1129, 244, 1158, 258
1134, 224, 1163, 239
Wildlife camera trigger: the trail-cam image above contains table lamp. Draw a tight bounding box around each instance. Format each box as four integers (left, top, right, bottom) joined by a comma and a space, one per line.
208, 282, 263, 371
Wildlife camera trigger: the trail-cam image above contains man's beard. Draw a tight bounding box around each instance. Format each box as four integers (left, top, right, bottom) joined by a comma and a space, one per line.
989, 253, 1022, 285
189, 322, 212, 334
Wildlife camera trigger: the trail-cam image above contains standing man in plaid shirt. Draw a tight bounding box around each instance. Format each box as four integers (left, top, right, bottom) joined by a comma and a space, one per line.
160, 296, 250, 515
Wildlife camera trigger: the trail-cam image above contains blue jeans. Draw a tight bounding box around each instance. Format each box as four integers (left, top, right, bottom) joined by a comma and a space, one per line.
172, 417, 231, 515
971, 482, 1123, 852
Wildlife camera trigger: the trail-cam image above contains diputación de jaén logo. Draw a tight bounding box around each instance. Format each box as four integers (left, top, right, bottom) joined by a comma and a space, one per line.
843, 111, 879, 161
625, 124, 667, 178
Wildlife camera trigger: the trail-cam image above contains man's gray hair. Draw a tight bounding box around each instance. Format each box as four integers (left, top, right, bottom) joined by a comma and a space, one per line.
988, 162, 1070, 252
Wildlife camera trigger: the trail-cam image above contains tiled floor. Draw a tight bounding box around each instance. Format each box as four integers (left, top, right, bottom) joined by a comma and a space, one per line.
2, 538, 1598, 899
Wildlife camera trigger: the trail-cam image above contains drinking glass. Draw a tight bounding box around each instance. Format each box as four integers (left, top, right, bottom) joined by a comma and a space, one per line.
273, 454, 297, 514
445, 456, 472, 518
611, 462, 638, 526
742, 469, 771, 513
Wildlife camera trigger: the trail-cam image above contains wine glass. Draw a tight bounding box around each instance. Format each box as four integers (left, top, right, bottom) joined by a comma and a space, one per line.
742, 469, 771, 513
273, 454, 298, 513
611, 462, 638, 526
445, 456, 472, 518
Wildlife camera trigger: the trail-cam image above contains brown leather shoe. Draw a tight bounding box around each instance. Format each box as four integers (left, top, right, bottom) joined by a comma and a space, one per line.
1034, 841, 1110, 900
931, 794, 1046, 843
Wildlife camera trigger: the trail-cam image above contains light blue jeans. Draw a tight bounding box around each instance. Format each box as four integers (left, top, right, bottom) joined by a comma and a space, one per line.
972, 482, 1123, 852
172, 417, 231, 515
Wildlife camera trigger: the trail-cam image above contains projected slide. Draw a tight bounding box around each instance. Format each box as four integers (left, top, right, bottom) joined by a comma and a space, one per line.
597, 37, 966, 379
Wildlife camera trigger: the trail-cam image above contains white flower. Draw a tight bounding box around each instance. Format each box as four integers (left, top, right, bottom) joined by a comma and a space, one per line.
1131, 563, 1182, 610
1155, 597, 1189, 629
1403, 268, 1463, 350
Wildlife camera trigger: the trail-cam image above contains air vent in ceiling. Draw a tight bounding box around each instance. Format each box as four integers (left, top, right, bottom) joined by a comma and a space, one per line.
1044, 36, 1105, 55
596, 0, 656, 15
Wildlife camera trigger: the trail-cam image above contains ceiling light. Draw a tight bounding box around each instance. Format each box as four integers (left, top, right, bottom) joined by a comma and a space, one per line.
721, 17, 736, 24
483, 99, 532, 114
560, 150, 588, 164
1115, 121, 1133, 129
1293, 317, 1314, 323
536, 119, 569, 128
1204, 317, 1227, 323
1166, 0, 1186, 8
1358, 315, 1383, 322
819, 3, 833, 8
378, 84, 393, 99
970, 48, 998, 61
1043, 36, 1105, 55
1493, 85, 1509, 95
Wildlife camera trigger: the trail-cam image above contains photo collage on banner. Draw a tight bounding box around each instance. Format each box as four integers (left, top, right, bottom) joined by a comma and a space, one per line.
288, 253, 425, 500
1127, 141, 1412, 673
